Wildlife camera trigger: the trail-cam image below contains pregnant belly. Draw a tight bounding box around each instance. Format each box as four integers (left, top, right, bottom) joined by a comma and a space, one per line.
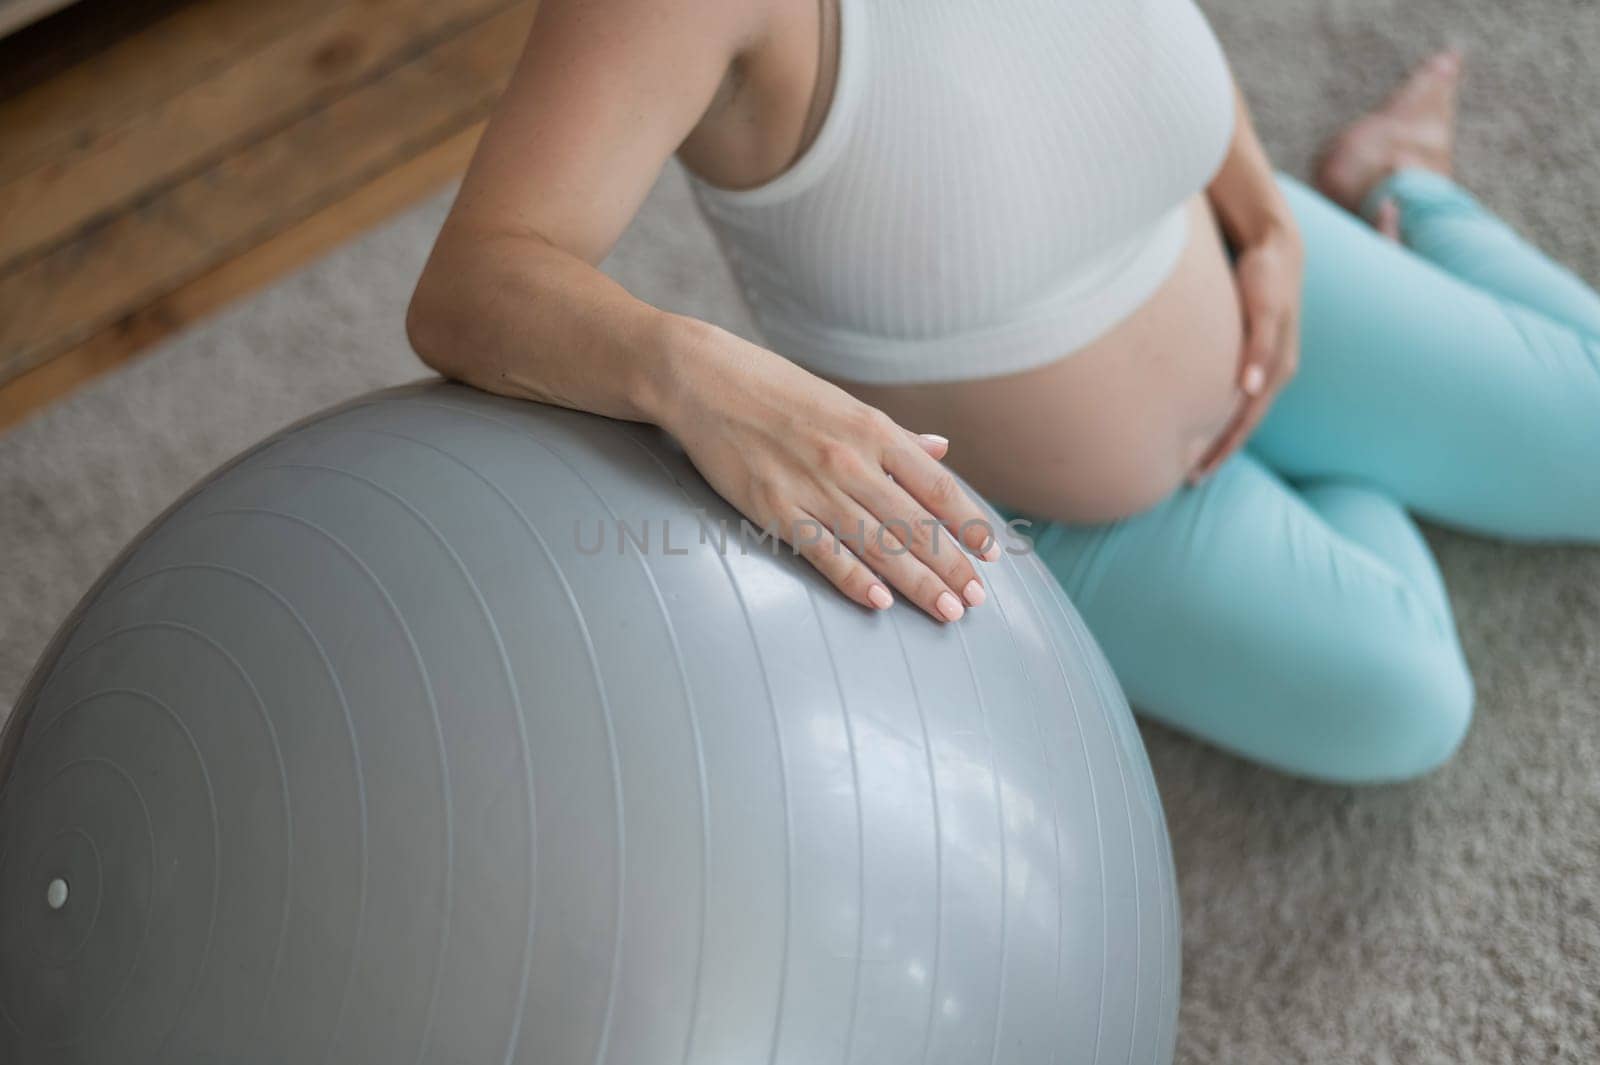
839, 194, 1245, 524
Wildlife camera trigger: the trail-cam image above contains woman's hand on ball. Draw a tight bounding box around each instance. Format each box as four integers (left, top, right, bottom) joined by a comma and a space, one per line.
657, 321, 999, 622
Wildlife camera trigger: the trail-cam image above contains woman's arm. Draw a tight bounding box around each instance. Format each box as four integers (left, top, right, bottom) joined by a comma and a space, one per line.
1207, 85, 1297, 252
406, 0, 760, 422
407, 0, 997, 621
1190, 82, 1305, 482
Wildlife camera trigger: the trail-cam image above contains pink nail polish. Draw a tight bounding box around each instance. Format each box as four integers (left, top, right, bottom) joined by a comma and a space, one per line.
919, 433, 949, 448
1242, 364, 1265, 395
868, 585, 893, 610
963, 579, 986, 607
936, 591, 964, 621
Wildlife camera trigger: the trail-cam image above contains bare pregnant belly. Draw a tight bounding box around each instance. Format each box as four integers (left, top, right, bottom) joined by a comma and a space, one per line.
837, 194, 1244, 524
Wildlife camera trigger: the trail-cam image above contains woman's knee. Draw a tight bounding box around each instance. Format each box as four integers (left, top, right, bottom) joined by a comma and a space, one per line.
1316, 626, 1475, 784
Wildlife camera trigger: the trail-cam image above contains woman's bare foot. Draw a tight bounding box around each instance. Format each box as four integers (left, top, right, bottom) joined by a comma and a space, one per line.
1315, 48, 1463, 238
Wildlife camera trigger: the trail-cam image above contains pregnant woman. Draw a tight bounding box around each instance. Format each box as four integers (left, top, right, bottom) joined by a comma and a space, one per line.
406, 0, 1600, 783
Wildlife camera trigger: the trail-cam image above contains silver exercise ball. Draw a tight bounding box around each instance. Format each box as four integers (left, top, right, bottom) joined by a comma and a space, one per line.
0, 381, 1179, 1064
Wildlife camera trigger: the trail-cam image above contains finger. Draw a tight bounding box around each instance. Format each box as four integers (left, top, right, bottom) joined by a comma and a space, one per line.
1240, 310, 1280, 397
1191, 352, 1290, 484
882, 444, 1002, 561
827, 498, 970, 622
1187, 404, 1247, 485
1240, 361, 1266, 398
909, 430, 950, 460
850, 474, 986, 608
1190, 399, 1259, 482
1228, 389, 1278, 459
1376, 198, 1402, 242
789, 509, 894, 611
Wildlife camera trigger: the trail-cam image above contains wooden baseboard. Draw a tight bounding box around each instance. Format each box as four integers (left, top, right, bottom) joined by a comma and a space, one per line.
0, 0, 84, 42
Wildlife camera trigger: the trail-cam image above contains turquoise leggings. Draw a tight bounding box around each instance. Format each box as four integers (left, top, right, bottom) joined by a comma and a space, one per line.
1007, 170, 1600, 784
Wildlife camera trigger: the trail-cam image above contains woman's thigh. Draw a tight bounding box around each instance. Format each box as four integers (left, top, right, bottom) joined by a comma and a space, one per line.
1249, 175, 1600, 541
1017, 452, 1473, 783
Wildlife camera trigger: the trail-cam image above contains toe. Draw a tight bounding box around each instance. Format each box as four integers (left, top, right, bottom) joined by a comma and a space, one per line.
1391, 48, 1463, 115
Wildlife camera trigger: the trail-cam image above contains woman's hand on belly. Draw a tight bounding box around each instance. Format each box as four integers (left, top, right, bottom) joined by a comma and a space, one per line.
659, 318, 1002, 622
1187, 215, 1305, 483
1189, 78, 1306, 482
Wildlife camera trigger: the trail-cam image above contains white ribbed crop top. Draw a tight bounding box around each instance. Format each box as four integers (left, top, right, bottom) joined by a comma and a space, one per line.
686, 0, 1237, 384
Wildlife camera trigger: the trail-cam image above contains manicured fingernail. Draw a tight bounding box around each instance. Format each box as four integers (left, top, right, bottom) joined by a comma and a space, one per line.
962, 579, 986, 607
979, 538, 1001, 562
936, 590, 965, 621
1242, 364, 1265, 395
919, 433, 949, 448
868, 585, 893, 610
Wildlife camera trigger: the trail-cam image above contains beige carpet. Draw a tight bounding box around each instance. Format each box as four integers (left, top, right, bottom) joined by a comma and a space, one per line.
3, 2, 1598, 1060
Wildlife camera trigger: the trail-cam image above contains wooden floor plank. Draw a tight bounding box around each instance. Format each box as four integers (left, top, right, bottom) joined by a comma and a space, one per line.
0, 0, 334, 182
0, 122, 485, 431
0, 0, 513, 268
0, 2, 532, 387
